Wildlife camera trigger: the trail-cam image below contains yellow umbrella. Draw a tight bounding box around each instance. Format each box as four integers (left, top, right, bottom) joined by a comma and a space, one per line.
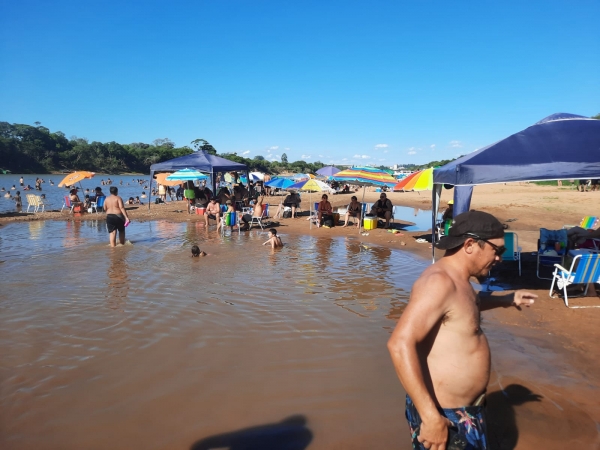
155, 172, 184, 187
58, 171, 95, 187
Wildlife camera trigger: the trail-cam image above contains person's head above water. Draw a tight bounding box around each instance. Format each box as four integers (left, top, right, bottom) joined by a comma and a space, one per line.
191, 245, 200, 257
110, 186, 118, 195
269, 228, 278, 236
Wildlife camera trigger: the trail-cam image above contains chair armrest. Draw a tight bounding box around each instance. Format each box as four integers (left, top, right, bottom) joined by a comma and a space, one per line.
553, 263, 569, 273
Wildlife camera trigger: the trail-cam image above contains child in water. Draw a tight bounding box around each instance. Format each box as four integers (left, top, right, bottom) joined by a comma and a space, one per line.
262, 228, 283, 249
14, 191, 22, 208
191, 245, 207, 257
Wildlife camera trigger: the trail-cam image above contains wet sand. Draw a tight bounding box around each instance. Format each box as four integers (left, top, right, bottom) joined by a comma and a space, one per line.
2, 183, 600, 449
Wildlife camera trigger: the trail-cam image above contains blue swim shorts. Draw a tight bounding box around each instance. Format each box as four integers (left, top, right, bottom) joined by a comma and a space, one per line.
405, 394, 488, 450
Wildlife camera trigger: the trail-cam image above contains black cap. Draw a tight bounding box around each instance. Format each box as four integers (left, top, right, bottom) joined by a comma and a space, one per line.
436, 210, 504, 250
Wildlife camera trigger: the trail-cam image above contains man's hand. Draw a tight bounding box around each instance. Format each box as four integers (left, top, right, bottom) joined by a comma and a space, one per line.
417, 414, 453, 450
512, 290, 537, 310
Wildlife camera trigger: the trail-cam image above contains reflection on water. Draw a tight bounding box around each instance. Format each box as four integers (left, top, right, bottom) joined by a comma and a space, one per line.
0, 220, 426, 449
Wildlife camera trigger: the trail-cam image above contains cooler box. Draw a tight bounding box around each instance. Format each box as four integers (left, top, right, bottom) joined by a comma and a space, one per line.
225, 212, 237, 226
196, 207, 205, 216
364, 217, 377, 230
262, 203, 269, 217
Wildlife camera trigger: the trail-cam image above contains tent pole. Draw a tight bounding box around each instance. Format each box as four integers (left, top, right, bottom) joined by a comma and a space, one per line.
148, 170, 154, 210
359, 185, 367, 233
431, 184, 442, 263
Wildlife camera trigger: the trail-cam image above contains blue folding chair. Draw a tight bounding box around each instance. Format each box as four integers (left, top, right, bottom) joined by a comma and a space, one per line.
550, 253, 600, 308
537, 228, 568, 279
501, 231, 522, 276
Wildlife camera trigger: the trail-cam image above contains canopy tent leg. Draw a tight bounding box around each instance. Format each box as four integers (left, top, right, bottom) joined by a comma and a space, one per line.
148, 170, 154, 210
431, 184, 442, 263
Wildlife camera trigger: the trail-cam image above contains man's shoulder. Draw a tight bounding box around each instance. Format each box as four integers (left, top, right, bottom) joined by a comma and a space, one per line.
414, 264, 456, 291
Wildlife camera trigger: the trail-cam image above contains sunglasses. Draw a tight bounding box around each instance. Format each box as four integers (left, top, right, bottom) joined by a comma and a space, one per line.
463, 233, 506, 257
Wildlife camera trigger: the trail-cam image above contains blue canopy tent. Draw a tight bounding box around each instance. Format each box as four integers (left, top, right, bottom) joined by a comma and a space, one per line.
431, 113, 600, 260
149, 151, 248, 207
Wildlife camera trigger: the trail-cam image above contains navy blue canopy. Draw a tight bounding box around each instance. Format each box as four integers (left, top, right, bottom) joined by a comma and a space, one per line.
434, 113, 600, 185
150, 151, 247, 175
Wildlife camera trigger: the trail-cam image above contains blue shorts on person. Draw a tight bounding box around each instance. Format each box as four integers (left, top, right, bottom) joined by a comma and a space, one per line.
405, 394, 488, 450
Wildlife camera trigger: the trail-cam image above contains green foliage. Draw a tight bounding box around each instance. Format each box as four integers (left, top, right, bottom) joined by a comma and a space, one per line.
592, 113, 600, 120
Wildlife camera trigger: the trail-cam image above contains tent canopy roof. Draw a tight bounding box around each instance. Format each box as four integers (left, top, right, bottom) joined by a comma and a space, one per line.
434, 113, 600, 186
150, 151, 247, 174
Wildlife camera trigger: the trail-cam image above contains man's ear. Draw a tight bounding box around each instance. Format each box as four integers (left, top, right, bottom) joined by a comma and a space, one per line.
463, 238, 476, 254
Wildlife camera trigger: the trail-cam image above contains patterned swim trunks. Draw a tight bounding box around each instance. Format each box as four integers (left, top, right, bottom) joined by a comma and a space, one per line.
405, 394, 488, 450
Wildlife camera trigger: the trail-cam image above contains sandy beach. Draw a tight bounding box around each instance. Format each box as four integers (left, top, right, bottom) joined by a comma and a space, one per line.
2, 182, 600, 449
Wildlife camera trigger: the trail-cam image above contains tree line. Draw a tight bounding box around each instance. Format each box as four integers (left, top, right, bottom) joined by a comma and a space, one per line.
0, 122, 334, 175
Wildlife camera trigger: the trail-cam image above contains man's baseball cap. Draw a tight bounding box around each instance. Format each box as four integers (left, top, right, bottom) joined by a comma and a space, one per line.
436, 210, 504, 250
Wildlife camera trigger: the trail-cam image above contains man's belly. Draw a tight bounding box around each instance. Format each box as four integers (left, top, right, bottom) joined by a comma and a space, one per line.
426, 332, 491, 408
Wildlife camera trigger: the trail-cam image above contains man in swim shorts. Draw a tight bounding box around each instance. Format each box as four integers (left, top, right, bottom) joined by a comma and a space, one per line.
387, 211, 537, 450
104, 186, 130, 247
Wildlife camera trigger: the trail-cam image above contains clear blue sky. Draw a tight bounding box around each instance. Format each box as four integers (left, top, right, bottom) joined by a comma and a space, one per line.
1, 0, 599, 166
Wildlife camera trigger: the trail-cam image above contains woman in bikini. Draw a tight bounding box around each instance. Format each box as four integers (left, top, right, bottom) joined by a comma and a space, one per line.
342, 196, 362, 228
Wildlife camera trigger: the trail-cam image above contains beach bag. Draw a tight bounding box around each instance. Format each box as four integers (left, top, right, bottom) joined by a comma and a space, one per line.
155, 198, 163, 204
322, 214, 334, 227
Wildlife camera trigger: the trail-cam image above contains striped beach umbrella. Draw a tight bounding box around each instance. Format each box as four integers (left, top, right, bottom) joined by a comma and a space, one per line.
393, 168, 433, 191
332, 167, 397, 187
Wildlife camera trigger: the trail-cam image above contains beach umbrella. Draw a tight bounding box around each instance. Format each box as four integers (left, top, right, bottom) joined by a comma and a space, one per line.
333, 167, 397, 187
332, 167, 397, 232
249, 171, 264, 181
155, 173, 183, 187
58, 171, 95, 188
264, 177, 296, 189
286, 179, 334, 229
166, 168, 209, 181
316, 166, 341, 177
393, 168, 433, 192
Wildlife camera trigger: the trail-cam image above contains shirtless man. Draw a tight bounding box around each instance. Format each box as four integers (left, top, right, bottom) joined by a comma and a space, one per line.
387, 211, 536, 449
204, 198, 221, 227
104, 186, 130, 247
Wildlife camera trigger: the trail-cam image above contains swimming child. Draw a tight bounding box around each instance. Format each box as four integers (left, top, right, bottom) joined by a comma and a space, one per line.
262, 228, 283, 249
14, 191, 22, 208
191, 245, 207, 257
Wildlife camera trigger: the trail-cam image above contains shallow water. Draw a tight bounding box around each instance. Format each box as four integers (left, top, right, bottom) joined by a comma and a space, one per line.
0, 174, 152, 213
1, 221, 598, 449
0, 221, 425, 449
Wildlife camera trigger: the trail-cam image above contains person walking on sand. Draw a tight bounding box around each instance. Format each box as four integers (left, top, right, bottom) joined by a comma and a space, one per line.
104, 186, 130, 247
387, 211, 537, 450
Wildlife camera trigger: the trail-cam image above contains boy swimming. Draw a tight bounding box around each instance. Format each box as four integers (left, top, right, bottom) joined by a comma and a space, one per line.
262, 228, 283, 249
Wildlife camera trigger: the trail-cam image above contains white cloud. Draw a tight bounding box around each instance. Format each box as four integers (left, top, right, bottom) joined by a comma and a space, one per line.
284, 147, 290, 151
408, 150, 417, 155
353, 154, 370, 159
301, 154, 311, 159
270, 156, 278, 161
430, 144, 436, 149
378, 158, 386, 161
383, 150, 389, 153
274, 154, 280, 159
342, 158, 348, 161
449, 140, 462, 148
269, 146, 279, 150
375, 144, 389, 148
242, 150, 250, 155
319, 154, 324, 158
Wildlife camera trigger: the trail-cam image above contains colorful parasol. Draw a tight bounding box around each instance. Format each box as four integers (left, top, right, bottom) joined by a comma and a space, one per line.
155, 173, 184, 187
58, 171, 95, 187
316, 166, 340, 177
393, 168, 433, 191
264, 177, 296, 189
287, 179, 334, 193
332, 167, 397, 187
166, 168, 209, 181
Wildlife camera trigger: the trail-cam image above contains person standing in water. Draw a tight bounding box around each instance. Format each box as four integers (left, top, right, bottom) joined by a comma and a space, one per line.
104, 186, 130, 247
387, 211, 536, 450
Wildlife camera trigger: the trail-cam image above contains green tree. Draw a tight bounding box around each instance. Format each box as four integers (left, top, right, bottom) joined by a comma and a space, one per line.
592, 113, 600, 120
191, 138, 217, 155
281, 153, 288, 164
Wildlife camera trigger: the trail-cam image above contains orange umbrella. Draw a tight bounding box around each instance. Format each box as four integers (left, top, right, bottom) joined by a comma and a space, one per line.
58, 171, 95, 187
155, 172, 183, 187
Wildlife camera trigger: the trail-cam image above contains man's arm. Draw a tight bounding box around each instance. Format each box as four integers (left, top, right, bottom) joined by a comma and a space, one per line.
387, 271, 454, 449
118, 197, 130, 221
478, 290, 537, 311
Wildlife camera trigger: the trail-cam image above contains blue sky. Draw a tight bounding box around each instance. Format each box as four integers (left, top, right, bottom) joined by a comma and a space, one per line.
1, 0, 599, 166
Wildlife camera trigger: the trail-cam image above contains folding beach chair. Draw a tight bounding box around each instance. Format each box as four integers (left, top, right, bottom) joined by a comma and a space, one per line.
89, 196, 106, 213
220, 211, 241, 234
537, 228, 568, 279
26, 194, 38, 213
564, 216, 599, 230
61, 195, 74, 213
249, 206, 268, 230
549, 253, 600, 308
501, 231, 522, 276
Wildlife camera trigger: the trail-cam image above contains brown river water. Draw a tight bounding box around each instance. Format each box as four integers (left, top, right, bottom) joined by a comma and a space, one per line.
1, 220, 599, 449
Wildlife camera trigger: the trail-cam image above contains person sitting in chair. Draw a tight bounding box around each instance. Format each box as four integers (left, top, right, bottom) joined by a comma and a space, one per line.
442, 200, 454, 222
241, 196, 264, 231
204, 198, 221, 227
317, 194, 333, 225
69, 189, 83, 207
342, 196, 361, 228
275, 191, 302, 219
370, 193, 393, 229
